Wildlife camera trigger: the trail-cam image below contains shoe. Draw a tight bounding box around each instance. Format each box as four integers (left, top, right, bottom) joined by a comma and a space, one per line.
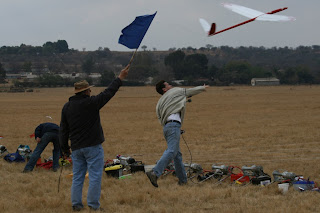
146, 171, 158, 187
72, 206, 83, 211
53, 168, 58, 172
89, 206, 105, 212
22, 169, 32, 173
178, 181, 187, 186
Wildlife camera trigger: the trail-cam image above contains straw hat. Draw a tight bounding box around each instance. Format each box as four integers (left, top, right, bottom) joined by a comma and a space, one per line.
74, 80, 94, 93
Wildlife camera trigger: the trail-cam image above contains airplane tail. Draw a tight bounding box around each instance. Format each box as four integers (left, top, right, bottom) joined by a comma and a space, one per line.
209, 23, 216, 36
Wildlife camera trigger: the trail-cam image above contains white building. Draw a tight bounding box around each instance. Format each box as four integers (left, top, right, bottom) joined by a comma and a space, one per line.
251, 78, 280, 86
58, 73, 86, 79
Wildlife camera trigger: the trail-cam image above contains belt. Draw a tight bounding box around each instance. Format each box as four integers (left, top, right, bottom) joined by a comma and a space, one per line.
165, 120, 181, 125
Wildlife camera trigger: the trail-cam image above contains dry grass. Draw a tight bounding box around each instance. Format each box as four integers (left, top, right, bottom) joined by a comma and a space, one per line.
1, 85, 320, 213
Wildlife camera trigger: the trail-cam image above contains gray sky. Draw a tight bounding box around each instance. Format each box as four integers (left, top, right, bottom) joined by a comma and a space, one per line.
0, 0, 319, 51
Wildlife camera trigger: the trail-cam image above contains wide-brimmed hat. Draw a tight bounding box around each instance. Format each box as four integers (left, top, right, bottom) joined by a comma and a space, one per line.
74, 80, 94, 93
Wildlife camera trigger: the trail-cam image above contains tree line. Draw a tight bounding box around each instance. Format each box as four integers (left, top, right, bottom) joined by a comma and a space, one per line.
0, 40, 319, 87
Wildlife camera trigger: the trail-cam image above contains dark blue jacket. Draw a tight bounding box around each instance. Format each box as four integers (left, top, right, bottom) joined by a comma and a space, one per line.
59, 78, 122, 152
35, 123, 59, 139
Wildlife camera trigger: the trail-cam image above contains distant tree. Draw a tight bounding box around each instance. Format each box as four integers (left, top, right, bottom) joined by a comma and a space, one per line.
164, 50, 185, 67
72, 64, 79, 73
43, 42, 55, 54
1, 44, 320, 86
43, 40, 69, 54
0, 62, 6, 83
18, 44, 39, 55
252, 66, 273, 78
127, 52, 157, 81
95, 63, 112, 74
82, 58, 95, 75
134, 52, 153, 67
164, 50, 185, 79
206, 44, 213, 50
141, 45, 147, 51
127, 65, 151, 81
152, 63, 174, 83
7, 61, 20, 73
184, 53, 208, 78
56, 40, 69, 53
23, 61, 32, 72
281, 68, 298, 84
165, 51, 209, 79
218, 61, 253, 84
100, 70, 115, 85
186, 46, 196, 52
38, 74, 64, 87
114, 55, 131, 66
296, 67, 314, 84
94, 47, 112, 58
207, 64, 219, 79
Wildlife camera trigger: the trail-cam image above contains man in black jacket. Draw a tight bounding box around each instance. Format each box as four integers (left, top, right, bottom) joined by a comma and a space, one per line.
59, 65, 129, 211
23, 122, 60, 173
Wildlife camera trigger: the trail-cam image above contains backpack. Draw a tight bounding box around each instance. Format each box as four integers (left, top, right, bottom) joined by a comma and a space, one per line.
4, 151, 25, 163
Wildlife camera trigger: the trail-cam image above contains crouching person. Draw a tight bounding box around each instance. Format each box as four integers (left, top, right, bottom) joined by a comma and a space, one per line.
23, 122, 60, 173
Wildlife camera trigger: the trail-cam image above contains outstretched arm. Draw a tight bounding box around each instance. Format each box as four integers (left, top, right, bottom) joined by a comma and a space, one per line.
185, 84, 208, 97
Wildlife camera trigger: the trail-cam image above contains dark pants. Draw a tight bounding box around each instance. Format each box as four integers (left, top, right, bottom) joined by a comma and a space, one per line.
24, 132, 60, 171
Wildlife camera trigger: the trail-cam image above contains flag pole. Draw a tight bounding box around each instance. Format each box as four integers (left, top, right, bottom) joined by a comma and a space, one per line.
128, 48, 138, 65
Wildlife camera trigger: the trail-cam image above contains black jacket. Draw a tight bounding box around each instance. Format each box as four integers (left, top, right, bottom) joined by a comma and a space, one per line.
35, 123, 59, 139
59, 78, 122, 153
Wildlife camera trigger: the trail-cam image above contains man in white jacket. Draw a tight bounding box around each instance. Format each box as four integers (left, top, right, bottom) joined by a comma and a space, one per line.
146, 80, 208, 187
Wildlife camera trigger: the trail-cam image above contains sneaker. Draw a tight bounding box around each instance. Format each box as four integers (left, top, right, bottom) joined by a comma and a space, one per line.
53, 168, 58, 172
146, 171, 158, 187
22, 169, 32, 173
178, 181, 187, 186
72, 206, 83, 211
89, 206, 105, 212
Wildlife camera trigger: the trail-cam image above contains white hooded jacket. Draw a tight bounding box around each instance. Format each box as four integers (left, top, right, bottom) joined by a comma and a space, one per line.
156, 86, 206, 126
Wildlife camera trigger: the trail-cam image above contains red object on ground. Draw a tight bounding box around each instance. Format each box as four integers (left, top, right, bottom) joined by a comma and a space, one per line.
231, 173, 250, 183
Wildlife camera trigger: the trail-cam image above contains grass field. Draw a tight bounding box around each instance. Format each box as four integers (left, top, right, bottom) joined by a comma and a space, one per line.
0, 85, 320, 213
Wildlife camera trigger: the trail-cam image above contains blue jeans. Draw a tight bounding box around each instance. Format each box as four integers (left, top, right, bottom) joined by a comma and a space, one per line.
71, 144, 104, 209
24, 132, 60, 171
153, 122, 187, 183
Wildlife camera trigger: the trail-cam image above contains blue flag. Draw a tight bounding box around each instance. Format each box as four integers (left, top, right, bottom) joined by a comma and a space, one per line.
119, 12, 157, 49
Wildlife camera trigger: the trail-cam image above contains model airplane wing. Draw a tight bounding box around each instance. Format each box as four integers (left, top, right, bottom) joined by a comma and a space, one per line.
256, 14, 296, 22
222, 3, 264, 19
222, 3, 295, 22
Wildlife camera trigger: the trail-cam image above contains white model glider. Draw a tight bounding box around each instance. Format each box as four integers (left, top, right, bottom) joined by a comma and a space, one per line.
200, 3, 296, 36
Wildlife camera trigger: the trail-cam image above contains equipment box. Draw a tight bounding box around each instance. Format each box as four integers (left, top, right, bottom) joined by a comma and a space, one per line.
105, 169, 123, 178
105, 165, 123, 178
130, 162, 145, 173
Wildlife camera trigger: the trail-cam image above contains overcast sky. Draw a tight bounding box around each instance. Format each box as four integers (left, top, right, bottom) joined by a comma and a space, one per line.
0, 0, 319, 51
